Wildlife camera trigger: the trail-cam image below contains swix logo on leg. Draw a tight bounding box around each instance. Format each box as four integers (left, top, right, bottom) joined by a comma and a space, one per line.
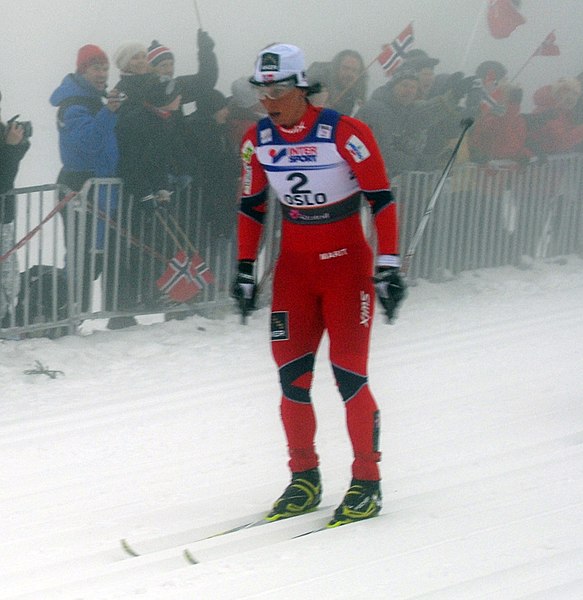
360, 290, 371, 327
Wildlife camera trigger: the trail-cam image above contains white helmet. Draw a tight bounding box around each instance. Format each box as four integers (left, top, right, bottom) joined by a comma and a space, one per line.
250, 43, 309, 87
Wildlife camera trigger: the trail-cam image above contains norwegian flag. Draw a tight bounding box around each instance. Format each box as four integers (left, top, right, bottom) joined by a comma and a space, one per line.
377, 23, 414, 77
487, 0, 525, 39
156, 250, 214, 303
534, 31, 560, 56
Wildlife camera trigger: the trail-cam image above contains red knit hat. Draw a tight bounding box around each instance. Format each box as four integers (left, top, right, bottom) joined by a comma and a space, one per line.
76, 44, 108, 73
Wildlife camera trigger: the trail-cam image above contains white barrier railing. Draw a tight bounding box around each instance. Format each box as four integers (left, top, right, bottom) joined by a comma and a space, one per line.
1, 154, 582, 338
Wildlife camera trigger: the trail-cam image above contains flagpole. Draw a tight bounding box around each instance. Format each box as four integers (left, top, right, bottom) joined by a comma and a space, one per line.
460, 1, 488, 72
192, 0, 203, 28
330, 22, 412, 111
509, 51, 536, 83
155, 210, 185, 253
328, 55, 377, 111
510, 30, 556, 83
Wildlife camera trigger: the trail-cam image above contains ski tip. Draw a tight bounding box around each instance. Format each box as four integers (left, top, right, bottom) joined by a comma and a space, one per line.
183, 548, 200, 565
120, 538, 140, 557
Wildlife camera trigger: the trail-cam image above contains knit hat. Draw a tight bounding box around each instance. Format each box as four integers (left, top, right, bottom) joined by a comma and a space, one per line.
76, 44, 108, 74
144, 76, 181, 107
250, 43, 309, 87
196, 89, 229, 117
114, 41, 147, 72
147, 40, 174, 67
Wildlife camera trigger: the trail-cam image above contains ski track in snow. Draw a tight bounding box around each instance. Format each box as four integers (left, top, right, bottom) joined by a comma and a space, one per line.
1, 259, 582, 599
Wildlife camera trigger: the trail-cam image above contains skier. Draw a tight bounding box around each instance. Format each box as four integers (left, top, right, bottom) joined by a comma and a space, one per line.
232, 44, 406, 527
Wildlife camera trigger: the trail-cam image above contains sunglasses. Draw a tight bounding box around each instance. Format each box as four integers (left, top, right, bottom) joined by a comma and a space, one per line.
253, 80, 297, 101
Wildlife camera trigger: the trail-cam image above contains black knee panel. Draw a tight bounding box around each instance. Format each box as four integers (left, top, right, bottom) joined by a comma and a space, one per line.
332, 364, 368, 402
279, 353, 315, 404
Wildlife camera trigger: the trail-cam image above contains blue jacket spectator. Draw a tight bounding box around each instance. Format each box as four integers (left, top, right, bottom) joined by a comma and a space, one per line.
49, 45, 124, 314
50, 50, 119, 185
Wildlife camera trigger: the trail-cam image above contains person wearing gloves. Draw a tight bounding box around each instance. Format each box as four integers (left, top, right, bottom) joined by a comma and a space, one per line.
356, 65, 475, 176
146, 29, 218, 107
232, 43, 406, 528
115, 76, 193, 310
49, 44, 124, 319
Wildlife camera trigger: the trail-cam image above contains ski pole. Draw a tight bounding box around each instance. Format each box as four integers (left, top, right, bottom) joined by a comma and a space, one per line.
400, 117, 474, 277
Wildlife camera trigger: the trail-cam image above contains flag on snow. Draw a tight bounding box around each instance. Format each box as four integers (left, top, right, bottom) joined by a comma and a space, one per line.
487, 0, 525, 39
534, 31, 560, 56
377, 23, 414, 78
156, 250, 214, 303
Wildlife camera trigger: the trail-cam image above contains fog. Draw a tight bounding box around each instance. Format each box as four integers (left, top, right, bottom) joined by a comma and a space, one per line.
2, 0, 582, 187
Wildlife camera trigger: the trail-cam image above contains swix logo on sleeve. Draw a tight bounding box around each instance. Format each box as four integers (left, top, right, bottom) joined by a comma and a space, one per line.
243, 163, 252, 194
345, 135, 371, 163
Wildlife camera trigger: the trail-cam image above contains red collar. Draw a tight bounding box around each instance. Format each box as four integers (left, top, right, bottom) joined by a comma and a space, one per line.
145, 103, 173, 120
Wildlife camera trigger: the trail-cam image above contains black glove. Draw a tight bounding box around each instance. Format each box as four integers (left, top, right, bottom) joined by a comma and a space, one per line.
373, 266, 407, 324
197, 29, 215, 52
231, 260, 257, 320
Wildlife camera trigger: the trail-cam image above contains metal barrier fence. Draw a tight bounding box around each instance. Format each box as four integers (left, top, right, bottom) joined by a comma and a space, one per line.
397, 153, 583, 280
1, 154, 582, 339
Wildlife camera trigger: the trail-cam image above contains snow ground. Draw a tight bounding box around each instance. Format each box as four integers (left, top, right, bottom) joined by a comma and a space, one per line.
1, 257, 582, 600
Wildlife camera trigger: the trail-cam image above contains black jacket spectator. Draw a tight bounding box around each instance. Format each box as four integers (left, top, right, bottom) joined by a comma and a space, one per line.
184, 89, 239, 244
147, 30, 218, 107
0, 118, 30, 223
116, 77, 192, 201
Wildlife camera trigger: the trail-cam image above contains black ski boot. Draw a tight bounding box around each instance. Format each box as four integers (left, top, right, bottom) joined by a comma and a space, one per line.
328, 478, 382, 528
266, 468, 322, 522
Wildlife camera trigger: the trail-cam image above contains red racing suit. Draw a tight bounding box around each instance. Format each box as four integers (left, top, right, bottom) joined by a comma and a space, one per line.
238, 103, 399, 481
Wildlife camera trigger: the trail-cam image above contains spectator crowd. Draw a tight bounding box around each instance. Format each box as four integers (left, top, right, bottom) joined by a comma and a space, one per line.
2, 32, 583, 331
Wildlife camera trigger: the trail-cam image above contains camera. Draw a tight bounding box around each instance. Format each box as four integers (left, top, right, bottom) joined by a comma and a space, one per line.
105, 91, 127, 102
19, 121, 33, 138
7, 114, 33, 138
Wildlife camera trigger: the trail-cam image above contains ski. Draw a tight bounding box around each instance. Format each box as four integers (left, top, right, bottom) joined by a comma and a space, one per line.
291, 514, 378, 539
121, 504, 334, 558
120, 511, 268, 558
181, 509, 334, 565
182, 511, 381, 565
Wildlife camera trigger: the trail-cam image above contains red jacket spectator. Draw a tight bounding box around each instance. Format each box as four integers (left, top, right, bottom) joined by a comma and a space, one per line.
470, 83, 532, 163
527, 78, 583, 154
